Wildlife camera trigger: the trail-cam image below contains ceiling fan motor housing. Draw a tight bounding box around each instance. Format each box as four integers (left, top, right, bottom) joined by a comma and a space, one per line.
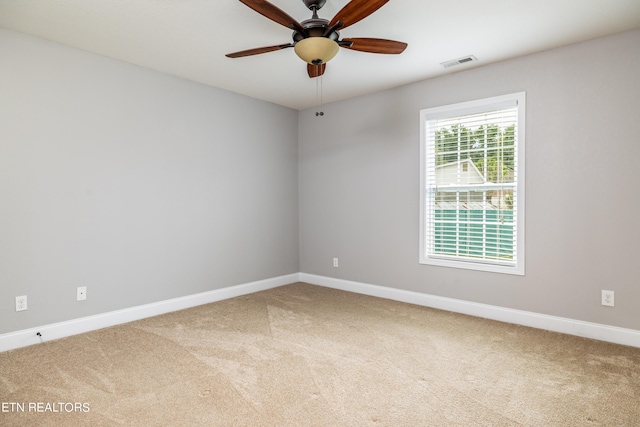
293, 18, 339, 42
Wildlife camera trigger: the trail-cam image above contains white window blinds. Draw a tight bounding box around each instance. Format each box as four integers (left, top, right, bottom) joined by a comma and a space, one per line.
420, 93, 525, 275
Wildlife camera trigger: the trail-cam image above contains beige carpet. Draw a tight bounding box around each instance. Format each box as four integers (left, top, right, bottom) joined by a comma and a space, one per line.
1, 282, 639, 426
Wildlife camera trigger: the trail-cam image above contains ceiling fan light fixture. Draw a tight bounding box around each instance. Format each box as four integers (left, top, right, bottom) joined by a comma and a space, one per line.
294, 37, 339, 64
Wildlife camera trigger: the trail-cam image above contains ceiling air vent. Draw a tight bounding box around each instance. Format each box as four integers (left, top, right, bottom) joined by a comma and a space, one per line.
441, 55, 478, 69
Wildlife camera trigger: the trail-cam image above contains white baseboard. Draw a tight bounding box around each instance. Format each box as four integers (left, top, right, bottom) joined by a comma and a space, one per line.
0, 273, 300, 353
4, 272, 639, 352
299, 273, 640, 348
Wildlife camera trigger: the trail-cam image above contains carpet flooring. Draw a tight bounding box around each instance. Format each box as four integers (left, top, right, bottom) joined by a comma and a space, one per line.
1, 282, 639, 426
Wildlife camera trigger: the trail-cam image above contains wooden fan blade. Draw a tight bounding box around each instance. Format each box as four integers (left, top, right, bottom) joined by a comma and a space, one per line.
341, 38, 407, 54
329, 0, 389, 30
226, 44, 293, 58
307, 63, 326, 78
239, 0, 304, 32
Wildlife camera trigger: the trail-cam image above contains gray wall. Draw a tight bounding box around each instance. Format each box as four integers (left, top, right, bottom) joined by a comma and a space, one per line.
2, 26, 639, 337
0, 29, 299, 334
299, 29, 640, 330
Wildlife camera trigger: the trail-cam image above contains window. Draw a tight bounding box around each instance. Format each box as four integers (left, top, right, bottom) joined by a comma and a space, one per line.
420, 93, 525, 275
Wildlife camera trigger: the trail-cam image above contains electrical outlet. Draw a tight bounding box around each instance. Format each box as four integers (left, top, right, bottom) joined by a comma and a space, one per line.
601, 290, 614, 307
15, 295, 27, 312
333, 257, 339, 268
77, 287, 87, 301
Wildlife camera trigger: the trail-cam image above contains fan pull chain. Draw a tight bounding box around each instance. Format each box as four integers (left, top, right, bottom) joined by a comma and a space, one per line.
315, 65, 324, 117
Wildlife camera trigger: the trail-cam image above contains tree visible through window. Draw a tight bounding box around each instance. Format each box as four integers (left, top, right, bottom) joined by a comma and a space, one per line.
420, 93, 525, 275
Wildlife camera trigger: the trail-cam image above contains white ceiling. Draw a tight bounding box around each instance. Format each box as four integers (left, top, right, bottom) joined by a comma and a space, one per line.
1, 0, 639, 110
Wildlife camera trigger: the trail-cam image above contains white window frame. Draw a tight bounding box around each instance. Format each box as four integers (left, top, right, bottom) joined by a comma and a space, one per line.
419, 92, 525, 275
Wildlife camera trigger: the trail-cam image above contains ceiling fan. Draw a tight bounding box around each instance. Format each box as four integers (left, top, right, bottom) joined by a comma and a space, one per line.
225, 0, 408, 78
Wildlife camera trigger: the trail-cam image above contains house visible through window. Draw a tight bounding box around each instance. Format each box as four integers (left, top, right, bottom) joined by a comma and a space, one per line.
420, 93, 525, 275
